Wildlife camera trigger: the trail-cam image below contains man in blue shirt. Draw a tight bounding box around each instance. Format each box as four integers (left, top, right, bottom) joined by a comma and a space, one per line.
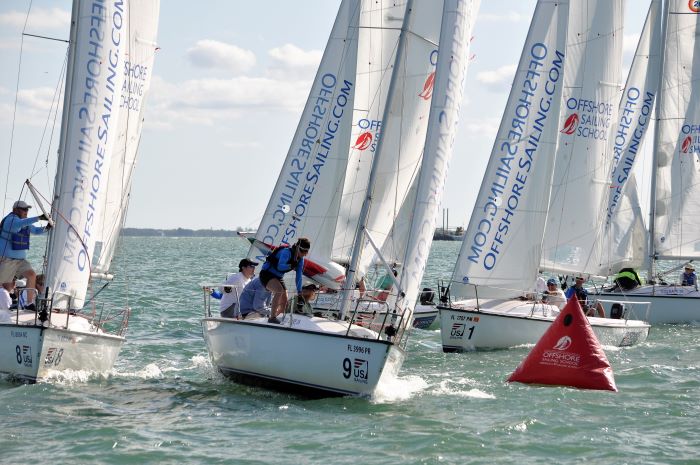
0, 200, 50, 309
565, 275, 605, 318
680, 263, 697, 288
238, 277, 272, 319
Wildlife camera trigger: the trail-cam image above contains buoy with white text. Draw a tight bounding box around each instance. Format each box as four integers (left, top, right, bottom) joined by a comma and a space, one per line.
507, 296, 617, 391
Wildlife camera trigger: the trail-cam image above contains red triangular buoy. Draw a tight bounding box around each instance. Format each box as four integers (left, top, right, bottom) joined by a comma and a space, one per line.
507, 296, 617, 391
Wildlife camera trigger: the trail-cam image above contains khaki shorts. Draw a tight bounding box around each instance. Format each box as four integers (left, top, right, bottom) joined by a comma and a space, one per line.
0, 258, 34, 283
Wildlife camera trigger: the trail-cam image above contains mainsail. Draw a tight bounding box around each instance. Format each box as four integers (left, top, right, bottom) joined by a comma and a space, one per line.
395, 0, 479, 312
46, 0, 161, 309
599, 0, 661, 273
451, 0, 569, 299
541, 0, 625, 277
651, 0, 700, 260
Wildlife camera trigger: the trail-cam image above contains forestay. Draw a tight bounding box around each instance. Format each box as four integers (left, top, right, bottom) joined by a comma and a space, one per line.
451, 0, 569, 299
45, 0, 160, 309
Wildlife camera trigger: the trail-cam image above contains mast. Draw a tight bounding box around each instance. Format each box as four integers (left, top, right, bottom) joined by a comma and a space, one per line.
340, 0, 415, 319
647, 0, 669, 280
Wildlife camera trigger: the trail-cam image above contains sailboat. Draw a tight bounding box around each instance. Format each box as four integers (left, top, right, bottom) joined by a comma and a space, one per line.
595, 0, 700, 324
437, 0, 650, 352
0, 0, 160, 382
201, 0, 479, 396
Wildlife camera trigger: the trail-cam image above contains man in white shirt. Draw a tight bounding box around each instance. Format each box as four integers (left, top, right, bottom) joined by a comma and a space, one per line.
0, 278, 15, 310
220, 258, 258, 318
542, 277, 566, 309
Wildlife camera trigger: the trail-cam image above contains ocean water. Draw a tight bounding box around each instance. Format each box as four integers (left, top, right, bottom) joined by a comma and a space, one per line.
2, 238, 699, 465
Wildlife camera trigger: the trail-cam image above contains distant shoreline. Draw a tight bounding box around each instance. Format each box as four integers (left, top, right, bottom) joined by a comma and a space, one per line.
123, 228, 465, 240
122, 228, 244, 237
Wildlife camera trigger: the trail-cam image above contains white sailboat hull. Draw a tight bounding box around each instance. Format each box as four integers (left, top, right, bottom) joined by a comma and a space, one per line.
598, 286, 700, 324
202, 315, 405, 397
439, 299, 650, 352
0, 312, 124, 382
313, 292, 438, 329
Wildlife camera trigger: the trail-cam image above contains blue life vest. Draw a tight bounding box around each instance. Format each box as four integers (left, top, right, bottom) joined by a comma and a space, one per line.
0, 213, 30, 251
682, 272, 697, 286
263, 245, 300, 275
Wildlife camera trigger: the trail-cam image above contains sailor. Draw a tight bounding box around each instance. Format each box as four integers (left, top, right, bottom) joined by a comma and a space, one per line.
238, 277, 272, 320
287, 283, 319, 316
680, 263, 697, 288
259, 237, 310, 324
565, 275, 605, 318
613, 268, 642, 290
541, 278, 566, 309
0, 200, 51, 310
219, 258, 258, 318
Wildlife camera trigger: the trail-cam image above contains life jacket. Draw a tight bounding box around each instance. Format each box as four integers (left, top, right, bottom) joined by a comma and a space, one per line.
0, 213, 30, 251
264, 245, 300, 274
682, 272, 697, 286
614, 268, 642, 290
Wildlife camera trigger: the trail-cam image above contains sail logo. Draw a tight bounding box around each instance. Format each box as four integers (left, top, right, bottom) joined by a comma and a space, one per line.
689, 0, 700, 13
418, 48, 439, 101
419, 72, 436, 100
682, 135, 692, 153
560, 113, 579, 135
353, 119, 381, 152
552, 336, 572, 351
353, 132, 373, 150
680, 124, 700, 156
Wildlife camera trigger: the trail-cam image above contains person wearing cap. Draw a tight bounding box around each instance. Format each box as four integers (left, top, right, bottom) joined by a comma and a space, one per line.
541, 277, 566, 309
218, 258, 258, 318
287, 283, 319, 317
565, 275, 605, 318
680, 263, 697, 288
238, 277, 272, 320
0, 200, 51, 309
259, 237, 310, 324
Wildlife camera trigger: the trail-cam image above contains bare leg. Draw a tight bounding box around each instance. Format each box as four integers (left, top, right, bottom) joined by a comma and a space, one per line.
595, 302, 605, 318
23, 269, 37, 305
265, 278, 287, 319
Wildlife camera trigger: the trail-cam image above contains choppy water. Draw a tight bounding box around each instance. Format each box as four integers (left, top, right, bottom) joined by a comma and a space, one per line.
2, 238, 699, 464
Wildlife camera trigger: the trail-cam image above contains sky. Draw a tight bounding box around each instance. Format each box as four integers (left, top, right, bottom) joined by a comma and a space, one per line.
0, 0, 654, 230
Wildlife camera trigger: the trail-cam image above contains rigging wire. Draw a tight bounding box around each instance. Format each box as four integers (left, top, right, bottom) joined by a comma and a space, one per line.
4, 0, 34, 212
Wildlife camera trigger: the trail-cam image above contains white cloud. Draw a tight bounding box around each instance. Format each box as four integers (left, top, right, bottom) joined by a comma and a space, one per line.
476, 64, 517, 87
0, 7, 70, 31
146, 75, 312, 129
462, 118, 500, 138
623, 33, 641, 55
478, 12, 528, 23
267, 43, 323, 79
0, 86, 62, 126
186, 40, 256, 74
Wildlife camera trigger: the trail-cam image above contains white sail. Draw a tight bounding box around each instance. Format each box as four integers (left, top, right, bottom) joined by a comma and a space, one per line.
652, 0, 700, 260
355, 0, 444, 277
332, 2, 408, 263
598, 0, 661, 273
46, 0, 160, 309
396, 0, 480, 312
451, 0, 569, 299
93, 0, 161, 274
541, 0, 625, 277
250, 1, 361, 262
